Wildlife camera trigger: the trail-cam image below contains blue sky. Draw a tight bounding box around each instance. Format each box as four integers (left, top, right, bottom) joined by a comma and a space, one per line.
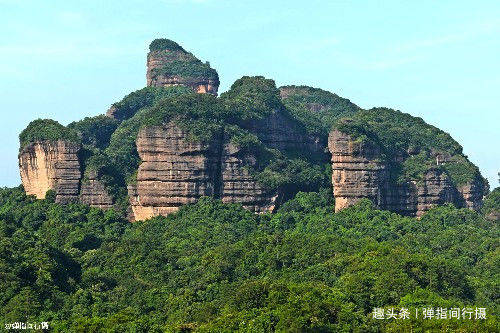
1, 0, 499, 188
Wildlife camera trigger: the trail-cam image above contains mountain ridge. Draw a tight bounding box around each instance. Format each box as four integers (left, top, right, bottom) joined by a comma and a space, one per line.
17, 38, 489, 220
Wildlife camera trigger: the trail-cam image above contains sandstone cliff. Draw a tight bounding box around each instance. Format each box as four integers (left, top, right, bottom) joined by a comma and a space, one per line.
128, 123, 221, 220
128, 122, 279, 221
328, 130, 386, 212
328, 129, 486, 216
19, 140, 81, 203
146, 40, 219, 95
79, 170, 114, 210
17, 38, 488, 221
220, 141, 279, 213
414, 168, 459, 217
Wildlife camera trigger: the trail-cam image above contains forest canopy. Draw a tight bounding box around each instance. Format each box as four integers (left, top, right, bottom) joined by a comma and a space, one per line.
0, 186, 498, 331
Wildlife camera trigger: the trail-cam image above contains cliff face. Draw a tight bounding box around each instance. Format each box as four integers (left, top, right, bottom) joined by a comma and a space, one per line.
459, 177, 487, 211
128, 123, 221, 221
128, 122, 279, 221
328, 129, 485, 216
414, 168, 458, 217
328, 130, 386, 212
146, 48, 219, 95
220, 141, 279, 213
19, 140, 81, 203
79, 170, 114, 209
18, 39, 488, 220
241, 109, 326, 157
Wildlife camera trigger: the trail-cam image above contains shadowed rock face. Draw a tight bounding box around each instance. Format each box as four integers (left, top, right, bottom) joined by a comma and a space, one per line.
18, 140, 81, 203
146, 48, 219, 95
414, 168, 458, 217
79, 170, 114, 209
328, 129, 485, 216
459, 177, 488, 211
220, 140, 279, 213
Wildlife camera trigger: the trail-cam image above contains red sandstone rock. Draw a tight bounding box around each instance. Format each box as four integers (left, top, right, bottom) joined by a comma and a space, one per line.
18, 140, 81, 203
146, 48, 219, 95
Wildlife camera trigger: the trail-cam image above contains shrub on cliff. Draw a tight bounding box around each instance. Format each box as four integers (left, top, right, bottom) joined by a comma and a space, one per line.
68, 115, 119, 150
482, 187, 500, 217
109, 86, 193, 121
149, 38, 219, 83
334, 108, 487, 188
149, 38, 186, 52
152, 59, 219, 82
19, 119, 79, 150
281, 85, 361, 137
78, 87, 199, 199
105, 92, 224, 187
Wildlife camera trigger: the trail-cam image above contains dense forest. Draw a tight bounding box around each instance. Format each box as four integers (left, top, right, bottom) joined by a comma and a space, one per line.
1, 185, 498, 331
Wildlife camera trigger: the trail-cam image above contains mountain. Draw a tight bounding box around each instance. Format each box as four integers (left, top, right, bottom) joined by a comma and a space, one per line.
6, 38, 499, 332
18, 38, 489, 221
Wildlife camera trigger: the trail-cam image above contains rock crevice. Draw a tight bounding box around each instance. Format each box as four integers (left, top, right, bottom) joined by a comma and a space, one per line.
128, 122, 281, 221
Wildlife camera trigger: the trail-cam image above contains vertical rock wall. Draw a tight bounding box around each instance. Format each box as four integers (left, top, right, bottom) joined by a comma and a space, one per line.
459, 177, 487, 211
79, 170, 114, 209
328, 129, 485, 216
146, 49, 219, 95
128, 121, 287, 221
129, 123, 222, 221
220, 141, 279, 213
18, 140, 81, 203
328, 130, 386, 212
415, 168, 458, 217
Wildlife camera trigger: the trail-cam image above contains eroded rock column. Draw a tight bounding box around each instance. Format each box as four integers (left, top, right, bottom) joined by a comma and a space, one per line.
328, 130, 386, 212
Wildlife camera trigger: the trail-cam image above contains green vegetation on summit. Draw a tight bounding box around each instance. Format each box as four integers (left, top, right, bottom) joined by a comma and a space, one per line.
334, 108, 486, 187
19, 119, 79, 150
281, 85, 361, 137
149, 38, 186, 52
68, 115, 119, 151
148, 38, 219, 82
103, 77, 328, 196
152, 59, 219, 81
108, 86, 193, 121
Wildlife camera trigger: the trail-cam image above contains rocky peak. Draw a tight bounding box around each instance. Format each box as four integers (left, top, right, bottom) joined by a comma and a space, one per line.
17, 39, 489, 221
146, 38, 219, 95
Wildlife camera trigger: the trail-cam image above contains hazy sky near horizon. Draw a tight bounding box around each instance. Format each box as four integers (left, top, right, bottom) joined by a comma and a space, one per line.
0, 0, 498, 187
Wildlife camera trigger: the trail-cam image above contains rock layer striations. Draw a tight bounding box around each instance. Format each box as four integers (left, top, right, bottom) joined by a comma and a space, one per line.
146, 40, 219, 95
19, 140, 81, 203
128, 122, 284, 221
17, 38, 488, 221
328, 129, 486, 216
